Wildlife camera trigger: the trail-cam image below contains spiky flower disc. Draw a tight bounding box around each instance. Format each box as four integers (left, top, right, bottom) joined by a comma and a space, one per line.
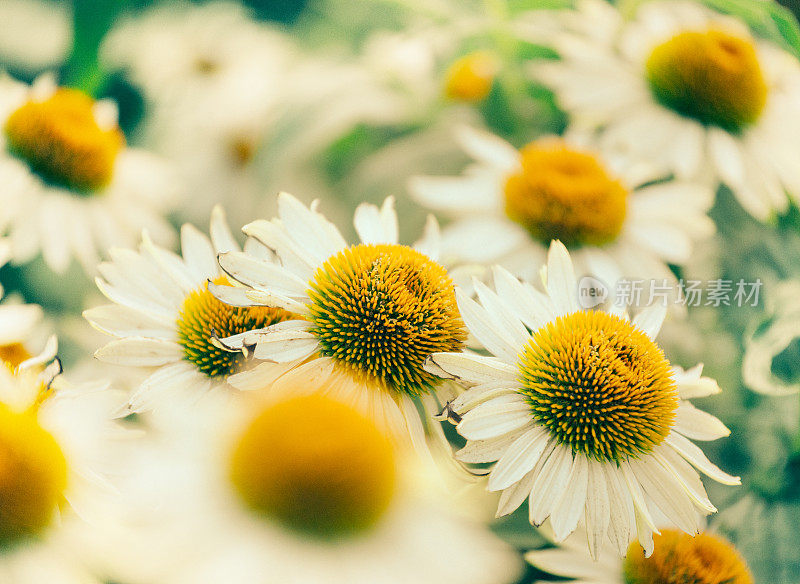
177, 276, 294, 378
307, 243, 467, 397
518, 310, 678, 462
624, 529, 753, 584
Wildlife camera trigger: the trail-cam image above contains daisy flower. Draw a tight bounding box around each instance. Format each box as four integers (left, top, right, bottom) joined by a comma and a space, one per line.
0, 240, 46, 366
410, 127, 714, 285
527, 527, 752, 584
0, 346, 125, 583
110, 389, 522, 584
0, 74, 179, 274
211, 192, 467, 450
529, 0, 800, 221
85, 206, 295, 412
424, 241, 739, 558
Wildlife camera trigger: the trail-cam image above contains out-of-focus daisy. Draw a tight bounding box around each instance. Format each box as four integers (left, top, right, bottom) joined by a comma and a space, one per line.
743, 280, 800, 396
85, 207, 294, 412
410, 127, 713, 284
425, 241, 739, 558
113, 389, 522, 584
0, 74, 178, 274
212, 192, 467, 450
527, 527, 752, 584
0, 0, 72, 73
529, 0, 800, 221
0, 240, 45, 366
0, 345, 124, 583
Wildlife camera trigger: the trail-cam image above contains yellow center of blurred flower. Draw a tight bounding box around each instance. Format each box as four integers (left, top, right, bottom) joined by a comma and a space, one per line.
0, 343, 32, 370
504, 140, 628, 247
444, 51, 497, 102
4, 88, 125, 193
176, 276, 294, 378
229, 394, 397, 540
307, 243, 467, 397
646, 29, 768, 131
518, 311, 678, 462
0, 403, 67, 549
624, 529, 753, 584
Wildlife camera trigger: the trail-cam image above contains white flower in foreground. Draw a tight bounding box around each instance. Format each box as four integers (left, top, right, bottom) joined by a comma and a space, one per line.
529, 0, 800, 221
424, 241, 739, 558
410, 127, 713, 284
0, 240, 45, 365
117, 390, 522, 584
212, 192, 466, 450
0, 0, 71, 73
527, 527, 753, 584
0, 74, 179, 273
0, 348, 124, 583
85, 207, 295, 412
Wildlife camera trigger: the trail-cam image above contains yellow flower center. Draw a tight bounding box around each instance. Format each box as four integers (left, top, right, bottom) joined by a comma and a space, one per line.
0, 403, 67, 549
0, 343, 32, 370
4, 88, 125, 193
444, 51, 497, 102
307, 243, 467, 397
504, 141, 628, 247
624, 529, 753, 584
646, 29, 768, 131
229, 394, 397, 540
176, 276, 294, 378
518, 310, 678, 462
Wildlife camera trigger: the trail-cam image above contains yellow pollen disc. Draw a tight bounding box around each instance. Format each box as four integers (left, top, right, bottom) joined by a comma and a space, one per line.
176, 276, 294, 378
0, 403, 67, 548
229, 394, 397, 540
518, 310, 678, 462
646, 29, 768, 131
624, 529, 753, 584
504, 140, 628, 247
444, 51, 497, 102
4, 88, 125, 193
307, 243, 467, 397
0, 343, 32, 370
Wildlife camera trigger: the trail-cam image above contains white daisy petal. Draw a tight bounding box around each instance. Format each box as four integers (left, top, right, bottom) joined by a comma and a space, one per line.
673, 401, 730, 441
488, 426, 550, 491
94, 337, 183, 366
665, 433, 741, 485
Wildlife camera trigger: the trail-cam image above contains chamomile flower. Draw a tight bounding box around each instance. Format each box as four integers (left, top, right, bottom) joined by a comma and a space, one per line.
0, 348, 124, 583
85, 206, 295, 412
529, 0, 800, 221
0, 74, 179, 274
410, 127, 713, 284
211, 192, 467, 450
0, 241, 46, 366
425, 241, 739, 558
527, 527, 753, 584
118, 390, 522, 584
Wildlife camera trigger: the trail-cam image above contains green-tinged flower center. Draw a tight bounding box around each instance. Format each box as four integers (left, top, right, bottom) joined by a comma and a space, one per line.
229, 394, 397, 540
624, 529, 753, 584
646, 29, 768, 131
307, 243, 467, 397
0, 402, 67, 549
518, 310, 678, 462
176, 276, 294, 378
504, 140, 628, 247
4, 88, 125, 193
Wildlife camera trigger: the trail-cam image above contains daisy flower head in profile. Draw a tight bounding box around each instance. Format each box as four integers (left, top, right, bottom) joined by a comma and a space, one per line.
85, 206, 296, 412
529, 0, 800, 221
0, 74, 179, 274
122, 386, 522, 584
211, 192, 468, 451
527, 526, 753, 584
424, 241, 739, 558
409, 127, 714, 285
0, 341, 125, 583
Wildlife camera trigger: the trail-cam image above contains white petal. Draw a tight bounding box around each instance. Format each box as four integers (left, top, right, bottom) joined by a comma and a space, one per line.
209, 205, 239, 254
529, 444, 573, 526
95, 338, 183, 366
457, 394, 533, 440
665, 433, 740, 485
180, 223, 217, 282
632, 303, 666, 339
217, 251, 307, 297
488, 426, 550, 491
456, 126, 520, 171
455, 288, 524, 363
353, 196, 398, 244
550, 454, 589, 541
584, 459, 610, 560
545, 241, 578, 316
673, 401, 730, 441
424, 352, 518, 385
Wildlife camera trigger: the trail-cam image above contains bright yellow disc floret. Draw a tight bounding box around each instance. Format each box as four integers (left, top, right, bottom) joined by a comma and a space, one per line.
504, 140, 628, 247
518, 310, 678, 462
229, 394, 397, 540
646, 29, 768, 131
624, 529, 753, 584
4, 88, 124, 193
444, 51, 497, 102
